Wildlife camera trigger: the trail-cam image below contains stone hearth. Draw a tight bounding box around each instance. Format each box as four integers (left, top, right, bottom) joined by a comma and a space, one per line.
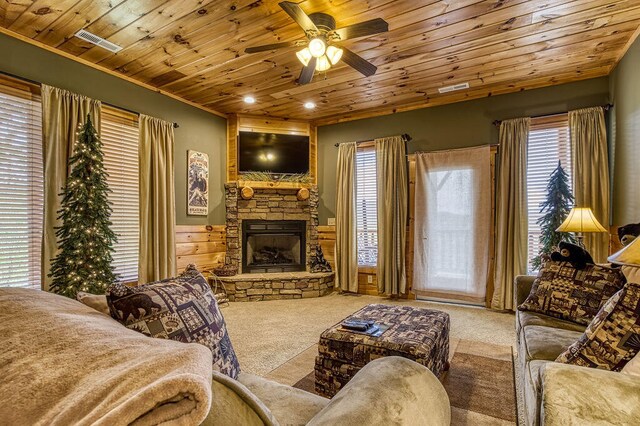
215, 272, 333, 302
223, 182, 334, 301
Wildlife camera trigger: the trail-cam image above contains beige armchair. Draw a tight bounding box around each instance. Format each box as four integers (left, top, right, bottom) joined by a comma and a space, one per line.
205, 355, 451, 426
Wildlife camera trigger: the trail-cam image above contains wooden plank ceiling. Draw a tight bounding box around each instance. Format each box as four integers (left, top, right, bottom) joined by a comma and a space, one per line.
2, 0, 640, 124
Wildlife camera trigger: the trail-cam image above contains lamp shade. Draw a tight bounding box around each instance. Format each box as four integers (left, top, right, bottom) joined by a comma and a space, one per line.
308, 38, 326, 58
556, 207, 608, 233
326, 45, 343, 65
315, 55, 331, 72
608, 237, 640, 267
296, 48, 312, 66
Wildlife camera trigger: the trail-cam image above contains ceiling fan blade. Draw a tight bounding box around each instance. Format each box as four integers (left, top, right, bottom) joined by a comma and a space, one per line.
279, 1, 318, 33
297, 57, 317, 85
245, 40, 302, 53
341, 47, 377, 77
332, 18, 388, 41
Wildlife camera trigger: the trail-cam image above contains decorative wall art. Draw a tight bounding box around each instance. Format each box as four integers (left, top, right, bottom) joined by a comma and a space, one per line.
187, 150, 209, 216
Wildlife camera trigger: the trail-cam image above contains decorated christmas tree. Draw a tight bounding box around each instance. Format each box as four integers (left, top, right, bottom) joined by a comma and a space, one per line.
49, 115, 118, 298
531, 161, 576, 270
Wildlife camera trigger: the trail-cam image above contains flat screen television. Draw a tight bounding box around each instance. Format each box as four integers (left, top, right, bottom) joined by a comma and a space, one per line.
238, 131, 310, 175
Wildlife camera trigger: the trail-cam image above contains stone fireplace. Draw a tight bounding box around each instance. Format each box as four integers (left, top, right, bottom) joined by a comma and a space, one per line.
220, 182, 333, 301
242, 220, 306, 273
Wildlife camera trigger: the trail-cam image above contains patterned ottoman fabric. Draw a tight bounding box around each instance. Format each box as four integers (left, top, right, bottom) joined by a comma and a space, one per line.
519, 261, 626, 326
315, 304, 450, 397
106, 264, 240, 379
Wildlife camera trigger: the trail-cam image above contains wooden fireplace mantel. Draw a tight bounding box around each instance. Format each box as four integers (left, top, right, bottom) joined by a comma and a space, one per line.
234, 180, 312, 190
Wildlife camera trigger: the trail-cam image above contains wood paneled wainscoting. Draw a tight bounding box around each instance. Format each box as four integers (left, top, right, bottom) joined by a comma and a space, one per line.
175, 225, 226, 273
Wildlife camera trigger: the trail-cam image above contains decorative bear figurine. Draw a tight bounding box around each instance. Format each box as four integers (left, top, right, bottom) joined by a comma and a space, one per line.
617, 223, 640, 247
550, 241, 595, 270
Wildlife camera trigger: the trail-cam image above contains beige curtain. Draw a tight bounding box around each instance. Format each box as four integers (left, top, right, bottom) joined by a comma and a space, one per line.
375, 136, 408, 295
413, 146, 491, 305
569, 107, 610, 263
41, 84, 101, 291
139, 115, 176, 283
335, 142, 358, 292
492, 118, 530, 310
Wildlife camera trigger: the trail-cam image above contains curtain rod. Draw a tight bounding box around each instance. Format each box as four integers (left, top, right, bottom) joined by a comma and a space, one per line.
412, 143, 499, 155
492, 103, 613, 127
0, 70, 180, 129
334, 133, 412, 147
102, 101, 179, 128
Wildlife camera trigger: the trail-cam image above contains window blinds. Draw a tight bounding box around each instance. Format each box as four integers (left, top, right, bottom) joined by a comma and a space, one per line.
101, 106, 139, 283
0, 78, 43, 289
355, 145, 378, 266
526, 114, 572, 272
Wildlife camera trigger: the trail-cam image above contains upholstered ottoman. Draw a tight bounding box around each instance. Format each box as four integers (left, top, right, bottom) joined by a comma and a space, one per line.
315, 304, 450, 397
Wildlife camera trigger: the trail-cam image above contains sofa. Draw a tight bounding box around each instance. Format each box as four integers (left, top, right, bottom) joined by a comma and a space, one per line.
0, 288, 451, 425
515, 276, 640, 426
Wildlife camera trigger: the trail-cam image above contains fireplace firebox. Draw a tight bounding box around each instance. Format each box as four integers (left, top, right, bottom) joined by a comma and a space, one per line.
242, 220, 306, 273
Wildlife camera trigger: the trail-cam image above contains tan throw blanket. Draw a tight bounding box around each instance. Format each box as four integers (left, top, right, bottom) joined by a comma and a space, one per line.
0, 288, 213, 425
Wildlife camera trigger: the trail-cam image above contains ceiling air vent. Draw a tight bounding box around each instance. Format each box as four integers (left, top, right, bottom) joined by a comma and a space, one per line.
74, 29, 122, 53
438, 82, 470, 94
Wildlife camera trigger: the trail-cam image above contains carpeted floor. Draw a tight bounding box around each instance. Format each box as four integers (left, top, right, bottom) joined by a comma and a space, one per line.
222, 292, 515, 376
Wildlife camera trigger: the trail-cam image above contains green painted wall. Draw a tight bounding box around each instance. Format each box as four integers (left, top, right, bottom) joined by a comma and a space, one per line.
317, 77, 610, 223
0, 33, 227, 225
610, 37, 640, 226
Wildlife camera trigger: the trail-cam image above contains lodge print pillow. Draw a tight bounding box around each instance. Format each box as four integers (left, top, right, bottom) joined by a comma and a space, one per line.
556, 281, 640, 371
518, 261, 626, 325
106, 264, 240, 379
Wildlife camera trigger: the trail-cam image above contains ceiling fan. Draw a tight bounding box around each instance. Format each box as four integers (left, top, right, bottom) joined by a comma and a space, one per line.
244, 1, 388, 85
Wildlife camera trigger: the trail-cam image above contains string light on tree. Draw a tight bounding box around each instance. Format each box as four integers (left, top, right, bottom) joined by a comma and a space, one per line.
49, 115, 119, 298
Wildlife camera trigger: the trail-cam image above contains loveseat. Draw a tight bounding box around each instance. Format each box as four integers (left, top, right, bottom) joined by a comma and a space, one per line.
515, 276, 640, 426
0, 288, 451, 425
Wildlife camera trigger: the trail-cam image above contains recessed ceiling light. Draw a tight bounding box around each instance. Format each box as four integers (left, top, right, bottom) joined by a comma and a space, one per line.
244, 96, 256, 104
304, 101, 316, 109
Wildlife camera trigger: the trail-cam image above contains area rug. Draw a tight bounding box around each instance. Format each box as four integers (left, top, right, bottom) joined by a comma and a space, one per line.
271, 339, 516, 425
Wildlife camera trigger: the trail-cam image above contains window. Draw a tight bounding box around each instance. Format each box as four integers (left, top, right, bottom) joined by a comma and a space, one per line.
526, 114, 572, 272
101, 106, 139, 283
0, 77, 43, 289
355, 145, 377, 266
412, 147, 492, 305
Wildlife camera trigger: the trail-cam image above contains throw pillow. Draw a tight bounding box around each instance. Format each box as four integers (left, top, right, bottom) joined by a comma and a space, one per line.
555, 281, 640, 370
106, 265, 240, 379
622, 265, 640, 284
518, 261, 626, 325
76, 291, 110, 316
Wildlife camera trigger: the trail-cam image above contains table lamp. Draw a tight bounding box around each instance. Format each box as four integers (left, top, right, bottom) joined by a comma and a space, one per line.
556, 207, 608, 247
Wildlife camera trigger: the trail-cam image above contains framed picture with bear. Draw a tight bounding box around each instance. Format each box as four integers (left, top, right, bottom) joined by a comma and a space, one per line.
187, 150, 209, 216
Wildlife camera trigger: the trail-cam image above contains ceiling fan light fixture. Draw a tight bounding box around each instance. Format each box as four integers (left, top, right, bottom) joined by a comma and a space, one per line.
326, 45, 343, 65
296, 47, 312, 66
308, 37, 326, 58
315, 55, 331, 72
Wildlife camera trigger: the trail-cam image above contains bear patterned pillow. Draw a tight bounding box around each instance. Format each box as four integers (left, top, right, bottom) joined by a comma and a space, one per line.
106, 264, 240, 379
556, 281, 640, 370
518, 261, 626, 325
